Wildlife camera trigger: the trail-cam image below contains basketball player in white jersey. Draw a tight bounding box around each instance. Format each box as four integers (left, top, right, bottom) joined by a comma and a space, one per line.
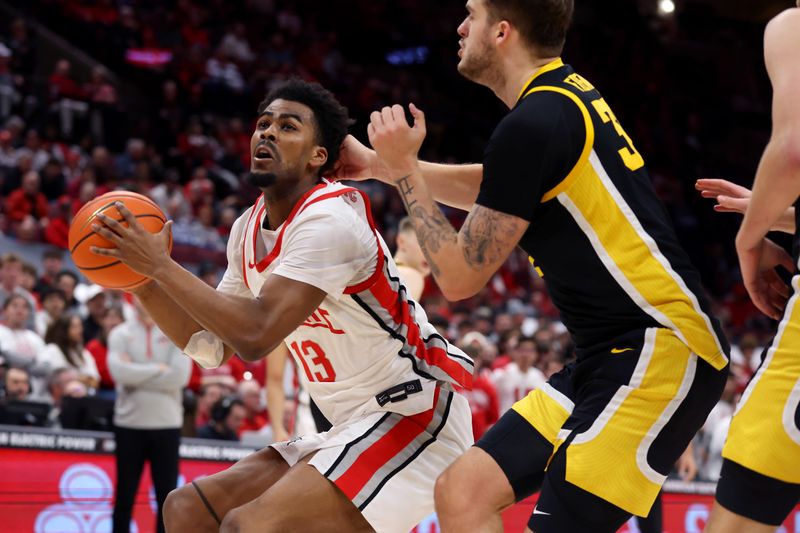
90, 79, 474, 533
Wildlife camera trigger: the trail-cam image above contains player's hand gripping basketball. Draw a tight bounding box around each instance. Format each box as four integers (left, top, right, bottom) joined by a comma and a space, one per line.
90, 202, 174, 280
368, 103, 426, 178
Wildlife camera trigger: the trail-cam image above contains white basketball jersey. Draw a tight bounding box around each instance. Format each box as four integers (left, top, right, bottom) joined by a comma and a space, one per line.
219, 181, 474, 425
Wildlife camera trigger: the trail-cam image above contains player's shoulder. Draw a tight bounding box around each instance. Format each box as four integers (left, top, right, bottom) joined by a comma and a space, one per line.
765, 8, 800, 47
295, 184, 365, 226
764, 8, 800, 70
496, 89, 584, 140
768, 7, 800, 31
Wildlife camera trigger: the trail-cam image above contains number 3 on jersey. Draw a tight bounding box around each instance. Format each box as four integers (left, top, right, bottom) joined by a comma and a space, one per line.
289, 340, 336, 382
591, 98, 645, 171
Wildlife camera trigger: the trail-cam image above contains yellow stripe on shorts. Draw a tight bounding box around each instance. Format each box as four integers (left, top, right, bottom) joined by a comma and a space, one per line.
565, 328, 697, 517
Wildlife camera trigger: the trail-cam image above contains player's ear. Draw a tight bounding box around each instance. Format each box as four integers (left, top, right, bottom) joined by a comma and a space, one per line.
310, 145, 328, 170
496, 21, 511, 43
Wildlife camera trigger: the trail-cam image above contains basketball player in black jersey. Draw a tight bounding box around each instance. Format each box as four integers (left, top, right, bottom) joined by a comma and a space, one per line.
334, 0, 730, 531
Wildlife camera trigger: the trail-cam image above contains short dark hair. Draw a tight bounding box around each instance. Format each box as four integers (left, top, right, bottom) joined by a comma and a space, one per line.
55, 270, 79, 285
41, 288, 67, 303
258, 79, 351, 177
485, 0, 573, 56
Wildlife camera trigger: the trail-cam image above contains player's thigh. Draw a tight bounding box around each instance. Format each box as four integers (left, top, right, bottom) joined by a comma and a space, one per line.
222, 457, 373, 533
165, 446, 289, 530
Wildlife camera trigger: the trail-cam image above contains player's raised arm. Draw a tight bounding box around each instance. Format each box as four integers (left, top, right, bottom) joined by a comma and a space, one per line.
334, 134, 483, 211
368, 103, 529, 301
735, 9, 800, 319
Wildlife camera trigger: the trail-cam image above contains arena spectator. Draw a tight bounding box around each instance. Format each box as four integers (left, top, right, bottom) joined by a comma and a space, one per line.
197, 395, 245, 441
456, 343, 499, 441
45, 367, 84, 427
80, 285, 107, 343
33, 248, 65, 295
47, 59, 88, 138
54, 270, 80, 312
5, 170, 48, 239
237, 379, 267, 436
0, 293, 46, 370
195, 381, 224, 429
3, 365, 31, 401
85, 305, 125, 398
42, 314, 100, 390
491, 336, 546, 414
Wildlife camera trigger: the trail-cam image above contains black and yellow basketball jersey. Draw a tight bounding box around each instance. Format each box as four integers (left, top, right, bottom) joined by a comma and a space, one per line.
476, 58, 729, 369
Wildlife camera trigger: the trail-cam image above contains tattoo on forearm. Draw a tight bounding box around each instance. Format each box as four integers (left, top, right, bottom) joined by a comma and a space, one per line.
462, 207, 521, 269
396, 175, 457, 278
397, 175, 417, 210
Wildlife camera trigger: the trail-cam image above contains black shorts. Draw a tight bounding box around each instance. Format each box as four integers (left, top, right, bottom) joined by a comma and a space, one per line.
475, 327, 728, 533
716, 459, 800, 526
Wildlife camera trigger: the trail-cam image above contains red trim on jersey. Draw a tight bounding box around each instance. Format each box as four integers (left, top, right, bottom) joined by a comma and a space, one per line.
335, 386, 441, 499
250, 183, 330, 272
240, 194, 263, 289
369, 275, 474, 389
344, 188, 385, 294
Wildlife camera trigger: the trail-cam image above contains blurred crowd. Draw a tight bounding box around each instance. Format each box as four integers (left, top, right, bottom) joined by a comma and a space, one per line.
0, 0, 784, 482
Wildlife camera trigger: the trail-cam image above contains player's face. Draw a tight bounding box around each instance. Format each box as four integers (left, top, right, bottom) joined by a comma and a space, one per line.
457, 0, 501, 84
248, 99, 326, 189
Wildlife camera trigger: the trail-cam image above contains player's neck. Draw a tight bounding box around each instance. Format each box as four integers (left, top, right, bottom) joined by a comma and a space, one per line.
497, 55, 560, 108
261, 177, 320, 230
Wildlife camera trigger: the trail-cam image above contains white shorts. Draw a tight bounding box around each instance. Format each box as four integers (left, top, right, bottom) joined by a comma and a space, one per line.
270, 385, 473, 533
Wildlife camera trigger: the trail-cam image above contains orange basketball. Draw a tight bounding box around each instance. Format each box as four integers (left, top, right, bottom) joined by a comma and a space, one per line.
68, 191, 172, 290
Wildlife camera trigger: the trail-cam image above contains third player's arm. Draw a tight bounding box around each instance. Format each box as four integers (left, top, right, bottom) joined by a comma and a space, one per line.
736, 11, 800, 250
266, 344, 290, 442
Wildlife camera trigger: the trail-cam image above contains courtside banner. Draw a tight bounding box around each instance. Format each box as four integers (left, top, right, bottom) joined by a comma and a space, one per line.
2, 426, 799, 532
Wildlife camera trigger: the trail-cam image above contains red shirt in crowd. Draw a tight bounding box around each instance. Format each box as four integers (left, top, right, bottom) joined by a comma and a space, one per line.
456, 370, 499, 441
238, 412, 269, 436
86, 339, 116, 391
6, 189, 49, 222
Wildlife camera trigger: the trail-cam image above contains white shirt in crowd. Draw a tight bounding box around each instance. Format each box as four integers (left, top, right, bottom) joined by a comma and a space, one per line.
40, 344, 100, 382
0, 324, 47, 363
492, 363, 547, 414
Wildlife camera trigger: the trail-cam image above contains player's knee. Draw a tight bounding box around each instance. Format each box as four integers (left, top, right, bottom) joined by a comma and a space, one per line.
219, 507, 245, 533
163, 485, 202, 531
